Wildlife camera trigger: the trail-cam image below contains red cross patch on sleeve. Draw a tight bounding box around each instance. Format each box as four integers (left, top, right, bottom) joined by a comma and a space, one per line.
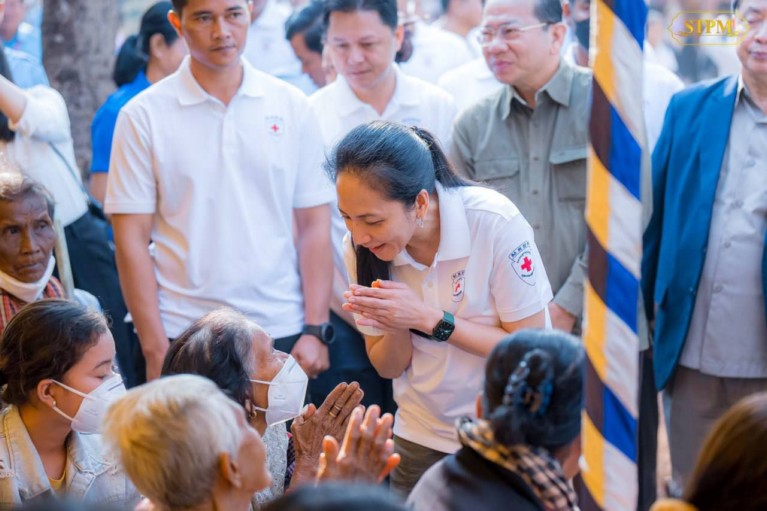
509, 241, 536, 286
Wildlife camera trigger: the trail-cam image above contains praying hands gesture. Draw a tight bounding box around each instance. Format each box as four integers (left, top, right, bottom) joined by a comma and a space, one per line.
290, 382, 364, 487
318, 405, 400, 484
342, 281, 442, 335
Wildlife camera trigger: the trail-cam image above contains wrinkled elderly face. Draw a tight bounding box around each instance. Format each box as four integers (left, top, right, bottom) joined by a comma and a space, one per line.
737, 0, 767, 79
0, 194, 56, 283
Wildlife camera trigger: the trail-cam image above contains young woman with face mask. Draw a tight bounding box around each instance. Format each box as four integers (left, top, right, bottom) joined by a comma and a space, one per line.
0, 299, 139, 507
162, 308, 391, 507
331, 121, 553, 495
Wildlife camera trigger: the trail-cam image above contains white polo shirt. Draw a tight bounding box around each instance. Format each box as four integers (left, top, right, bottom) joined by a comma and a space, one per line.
309, 66, 457, 321
106, 56, 334, 338
438, 57, 503, 114
344, 184, 553, 453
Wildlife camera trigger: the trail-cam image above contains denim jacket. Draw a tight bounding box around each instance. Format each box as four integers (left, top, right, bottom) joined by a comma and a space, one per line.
0, 406, 140, 507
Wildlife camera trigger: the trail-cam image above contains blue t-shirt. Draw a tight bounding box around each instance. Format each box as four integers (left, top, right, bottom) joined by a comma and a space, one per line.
90, 71, 151, 173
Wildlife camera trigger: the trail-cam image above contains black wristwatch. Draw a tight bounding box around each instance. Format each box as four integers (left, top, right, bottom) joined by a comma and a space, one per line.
431, 311, 455, 342
303, 322, 336, 345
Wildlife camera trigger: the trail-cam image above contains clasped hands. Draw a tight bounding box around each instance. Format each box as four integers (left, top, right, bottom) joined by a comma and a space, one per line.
342, 280, 441, 334
291, 381, 398, 486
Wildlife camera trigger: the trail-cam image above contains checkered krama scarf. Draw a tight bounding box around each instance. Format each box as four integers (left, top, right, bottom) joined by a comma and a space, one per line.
457, 417, 579, 511
0, 277, 64, 334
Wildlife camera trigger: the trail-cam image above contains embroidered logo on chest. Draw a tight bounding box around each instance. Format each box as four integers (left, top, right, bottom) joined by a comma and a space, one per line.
509, 241, 536, 286
265, 116, 285, 137
452, 270, 465, 302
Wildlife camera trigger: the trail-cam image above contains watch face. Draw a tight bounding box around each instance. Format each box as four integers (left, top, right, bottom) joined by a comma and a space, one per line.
433, 319, 455, 342
321, 323, 336, 344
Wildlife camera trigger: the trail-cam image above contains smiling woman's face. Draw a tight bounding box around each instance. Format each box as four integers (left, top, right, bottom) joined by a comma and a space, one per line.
0, 194, 55, 283
337, 172, 419, 262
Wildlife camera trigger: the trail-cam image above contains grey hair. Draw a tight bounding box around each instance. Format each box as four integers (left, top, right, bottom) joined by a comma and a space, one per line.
0, 172, 55, 219
161, 308, 268, 412
102, 375, 245, 509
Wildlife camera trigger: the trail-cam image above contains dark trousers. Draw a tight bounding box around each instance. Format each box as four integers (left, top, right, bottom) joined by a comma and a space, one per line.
637, 349, 658, 511
63, 212, 144, 388
274, 312, 396, 414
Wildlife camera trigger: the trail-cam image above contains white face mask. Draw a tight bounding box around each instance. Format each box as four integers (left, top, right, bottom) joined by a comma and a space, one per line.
51, 373, 126, 434
250, 355, 308, 427
0, 257, 55, 303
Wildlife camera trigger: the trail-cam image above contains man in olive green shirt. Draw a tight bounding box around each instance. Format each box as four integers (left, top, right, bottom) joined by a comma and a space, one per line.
450, 0, 591, 332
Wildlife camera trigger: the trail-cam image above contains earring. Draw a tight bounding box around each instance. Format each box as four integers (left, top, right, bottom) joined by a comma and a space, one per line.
416, 217, 425, 228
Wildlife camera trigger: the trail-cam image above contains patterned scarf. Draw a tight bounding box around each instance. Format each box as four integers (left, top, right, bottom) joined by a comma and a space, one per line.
0, 276, 64, 334
457, 417, 579, 511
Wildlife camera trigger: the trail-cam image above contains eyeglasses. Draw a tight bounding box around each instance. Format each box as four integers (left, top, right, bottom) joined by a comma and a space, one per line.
476, 21, 551, 45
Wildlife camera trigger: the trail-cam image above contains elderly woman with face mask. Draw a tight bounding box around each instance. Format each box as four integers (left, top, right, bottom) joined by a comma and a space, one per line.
0, 299, 138, 507
105, 373, 399, 511
161, 308, 398, 508
0, 173, 101, 333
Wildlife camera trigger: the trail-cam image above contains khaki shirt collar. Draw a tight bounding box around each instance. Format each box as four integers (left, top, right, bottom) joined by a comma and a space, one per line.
500, 59, 574, 120
735, 74, 767, 123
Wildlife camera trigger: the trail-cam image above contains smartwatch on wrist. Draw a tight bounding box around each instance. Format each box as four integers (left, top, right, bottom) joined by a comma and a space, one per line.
302, 322, 336, 345
431, 311, 455, 342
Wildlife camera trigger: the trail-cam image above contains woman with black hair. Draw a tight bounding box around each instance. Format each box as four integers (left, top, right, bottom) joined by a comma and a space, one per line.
90, 1, 186, 203
330, 120, 553, 495
408, 329, 584, 511
0, 299, 139, 507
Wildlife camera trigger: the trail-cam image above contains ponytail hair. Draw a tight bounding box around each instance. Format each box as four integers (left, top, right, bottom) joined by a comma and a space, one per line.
325, 120, 471, 286
484, 330, 584, 451
113, 1, 178, 87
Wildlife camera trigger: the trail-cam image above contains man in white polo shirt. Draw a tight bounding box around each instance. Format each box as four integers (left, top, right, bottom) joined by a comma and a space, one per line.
308, 0, 456, 412
106, 0, 335, 381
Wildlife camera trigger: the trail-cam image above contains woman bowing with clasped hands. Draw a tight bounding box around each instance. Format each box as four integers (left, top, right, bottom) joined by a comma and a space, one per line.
329, 120, 553, 495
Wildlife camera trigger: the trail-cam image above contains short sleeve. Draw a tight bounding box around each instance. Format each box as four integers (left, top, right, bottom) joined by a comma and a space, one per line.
489, 213, 553, 323
104, 107, 157, 214
292, 99, 335, 209
342, 233, 384, 337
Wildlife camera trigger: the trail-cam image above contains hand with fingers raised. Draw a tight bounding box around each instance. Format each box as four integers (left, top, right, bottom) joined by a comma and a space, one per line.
290, 381, 365, 486
317, 405, 401, 484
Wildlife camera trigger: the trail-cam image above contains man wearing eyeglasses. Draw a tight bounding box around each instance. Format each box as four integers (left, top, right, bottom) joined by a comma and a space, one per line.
450, 0, 591, 334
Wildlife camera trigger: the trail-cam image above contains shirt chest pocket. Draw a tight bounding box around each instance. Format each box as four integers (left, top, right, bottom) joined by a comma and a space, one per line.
472, 157, 521, 198
550, 146, 587, 202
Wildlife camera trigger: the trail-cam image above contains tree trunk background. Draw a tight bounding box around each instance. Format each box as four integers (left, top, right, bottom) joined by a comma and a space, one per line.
42, 0, 119, 175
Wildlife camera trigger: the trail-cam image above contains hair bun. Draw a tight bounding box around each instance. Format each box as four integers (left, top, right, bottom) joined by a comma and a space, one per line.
503, 349, 554, 417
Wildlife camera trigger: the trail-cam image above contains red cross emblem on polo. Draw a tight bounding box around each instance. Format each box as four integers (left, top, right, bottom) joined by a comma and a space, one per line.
265, 115, 285, 137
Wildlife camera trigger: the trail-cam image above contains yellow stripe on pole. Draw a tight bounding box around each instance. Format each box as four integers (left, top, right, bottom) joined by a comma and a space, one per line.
582, 411, 606, 507
584, 281, 608, 380
585, 146, 611, 250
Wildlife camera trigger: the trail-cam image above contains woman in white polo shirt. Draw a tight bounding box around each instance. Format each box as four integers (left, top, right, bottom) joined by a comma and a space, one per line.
330, 120, 553, 495
307, 0, 457, 418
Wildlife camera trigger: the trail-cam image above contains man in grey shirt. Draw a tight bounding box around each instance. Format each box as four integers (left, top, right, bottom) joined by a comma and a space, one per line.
643, 0, 767, 490
451, 0, 591, 332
